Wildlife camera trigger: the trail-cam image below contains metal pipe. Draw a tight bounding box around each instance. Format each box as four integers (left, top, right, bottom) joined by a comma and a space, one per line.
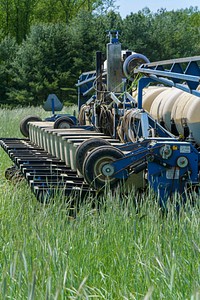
96, 51, 103, 101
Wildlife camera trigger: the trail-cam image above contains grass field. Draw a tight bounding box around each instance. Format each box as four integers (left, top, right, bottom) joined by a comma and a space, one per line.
0, 107, 200, 300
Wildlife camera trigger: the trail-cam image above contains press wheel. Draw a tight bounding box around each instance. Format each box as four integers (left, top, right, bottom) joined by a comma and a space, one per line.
83, 146, 124, 190
75, 138, 111, 174
53, 116, 74, 129
20, 115, 42, 137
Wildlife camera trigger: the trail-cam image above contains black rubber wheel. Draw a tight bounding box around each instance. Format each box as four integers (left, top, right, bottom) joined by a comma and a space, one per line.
83, 145, 124, 190
5, 166, 17, 180
123, 53, 150, 81
75, 138, 111, 175
5, 166, 23, 182
53, 116, 75, 129
20, 115, 42, 137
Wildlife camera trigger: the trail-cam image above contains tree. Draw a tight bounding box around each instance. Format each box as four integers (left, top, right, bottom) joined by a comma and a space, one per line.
7, 24, 76, 106
150, 8, 200, 59
94, 10, 123, 52
121, 7, 200, 62
121, 8, 154, 57
0, 36, 18, 105
0, 0, 38, 43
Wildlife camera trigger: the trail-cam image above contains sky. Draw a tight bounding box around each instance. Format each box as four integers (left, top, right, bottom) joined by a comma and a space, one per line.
115, 0, 199, 18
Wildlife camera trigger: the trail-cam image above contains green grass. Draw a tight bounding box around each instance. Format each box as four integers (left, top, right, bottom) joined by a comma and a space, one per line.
0, 107, 200, 299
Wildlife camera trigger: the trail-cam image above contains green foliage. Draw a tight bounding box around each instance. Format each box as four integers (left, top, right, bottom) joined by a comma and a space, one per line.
0, 36, 18, 105
0, 0, 116, 42
0, 0, 38, 43
7, 24, 76, 106
94, 10, 123, 52
150, 7, 200, 59
121, 8, 153, 59
0, 4, 199, 107
121, 7, 200, 61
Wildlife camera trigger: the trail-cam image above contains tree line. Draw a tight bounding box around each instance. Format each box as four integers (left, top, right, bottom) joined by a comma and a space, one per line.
0, 1, 199, 107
